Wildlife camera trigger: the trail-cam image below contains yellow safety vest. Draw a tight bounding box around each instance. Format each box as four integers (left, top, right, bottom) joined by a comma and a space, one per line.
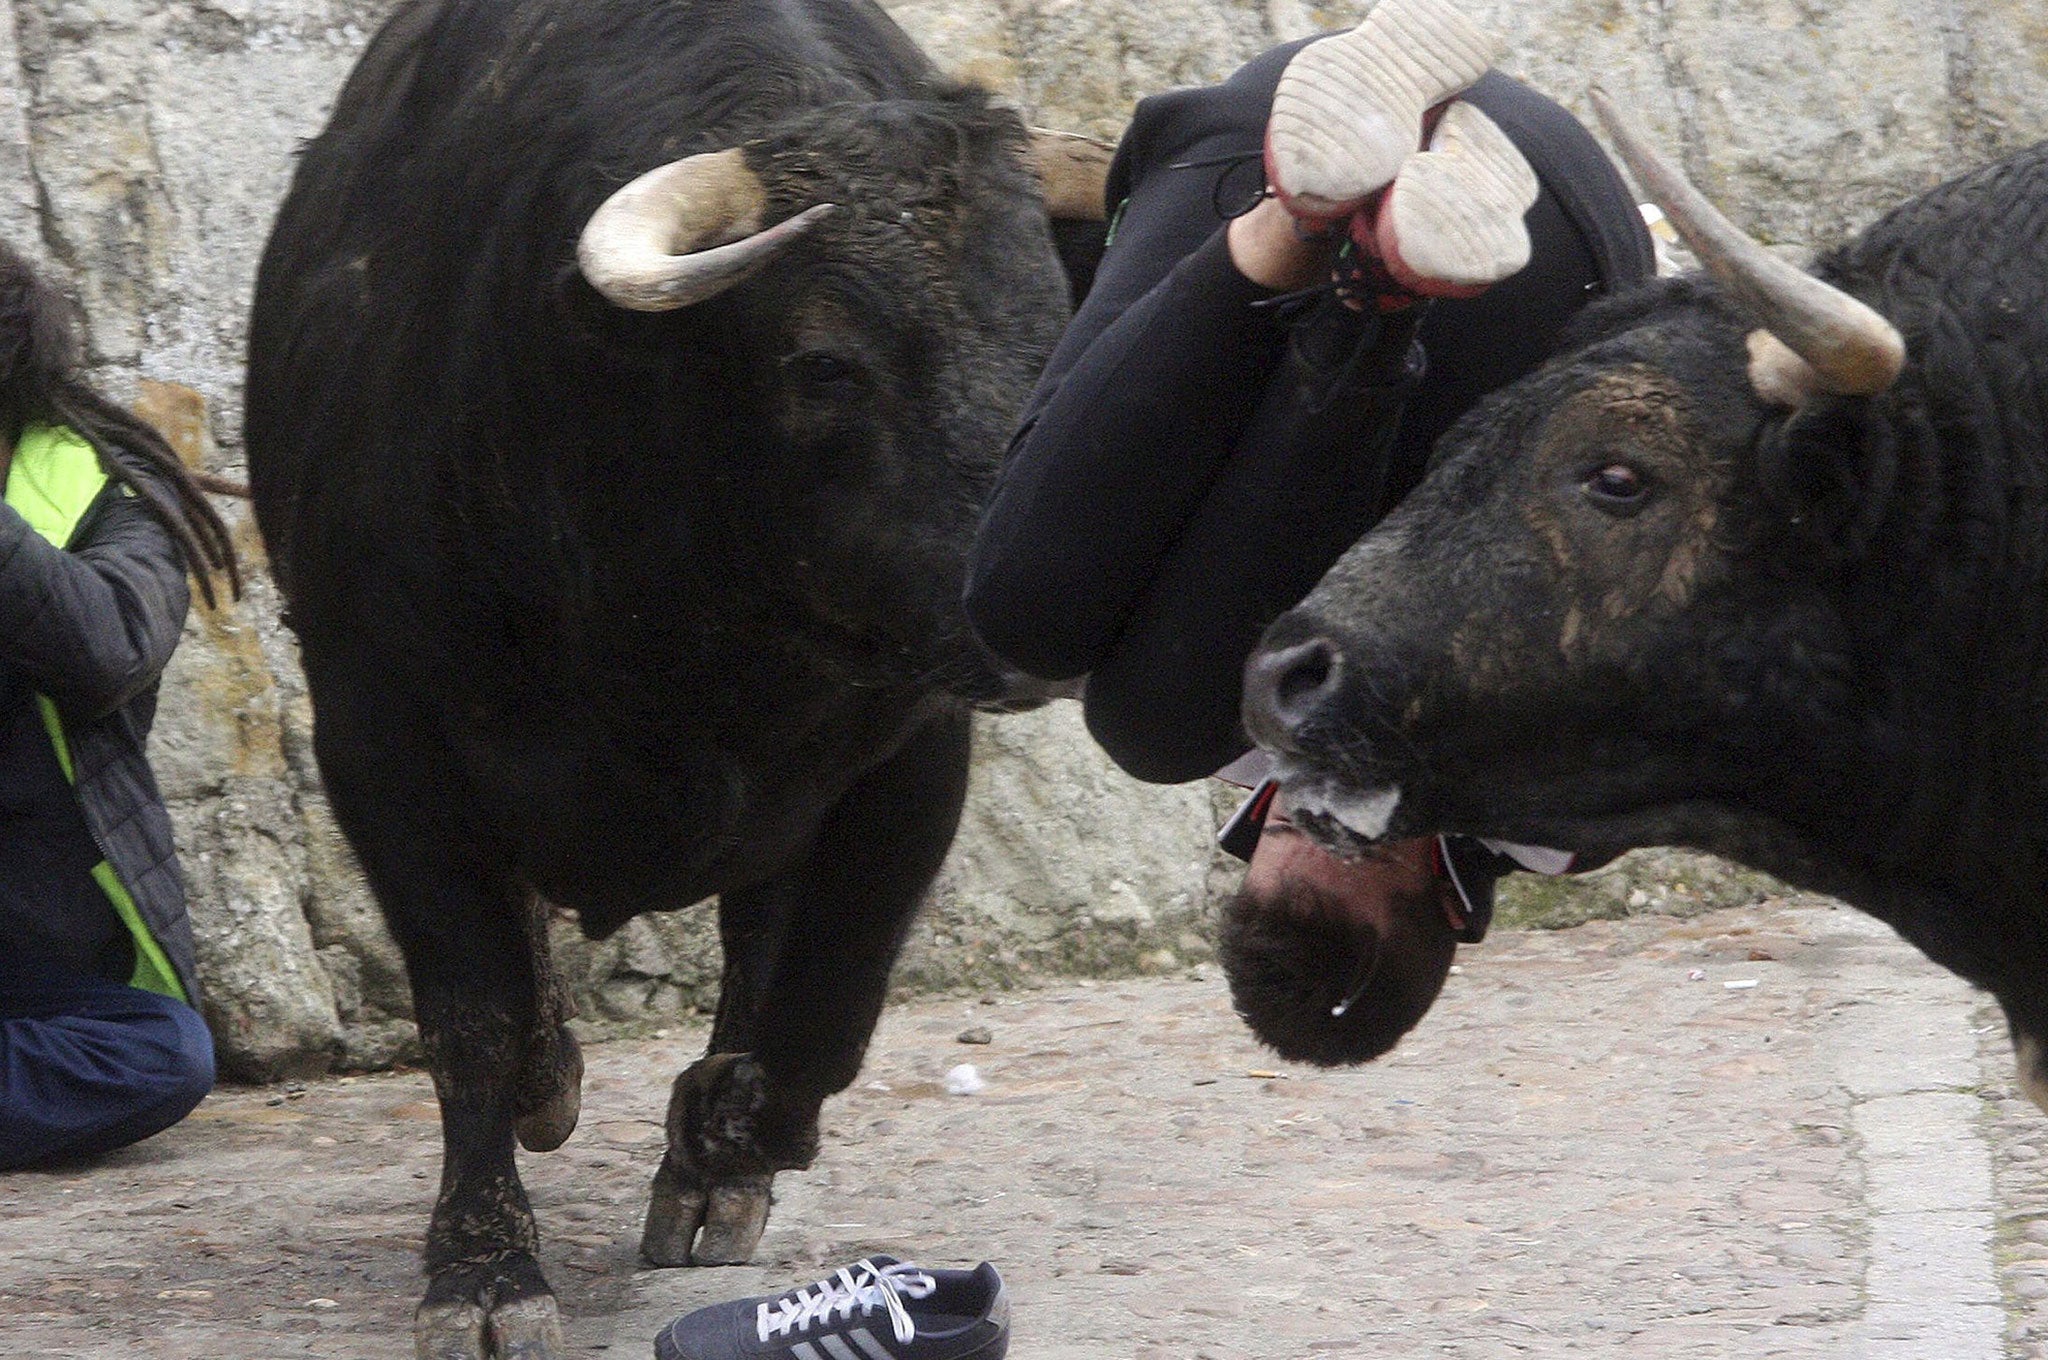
8, 422, 185, 1002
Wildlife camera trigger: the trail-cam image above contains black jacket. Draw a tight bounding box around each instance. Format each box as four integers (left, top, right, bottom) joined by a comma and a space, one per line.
0, 455, 198, 1004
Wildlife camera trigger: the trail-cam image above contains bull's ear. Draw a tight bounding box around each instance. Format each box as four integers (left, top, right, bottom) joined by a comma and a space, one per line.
1757, 394, 1899, 553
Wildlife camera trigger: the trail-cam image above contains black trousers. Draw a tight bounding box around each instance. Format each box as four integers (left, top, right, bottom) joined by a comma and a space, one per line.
966, 42, 1654, 784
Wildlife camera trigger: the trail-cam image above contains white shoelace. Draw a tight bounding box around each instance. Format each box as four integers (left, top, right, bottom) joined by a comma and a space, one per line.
755, 1258, 938, 1345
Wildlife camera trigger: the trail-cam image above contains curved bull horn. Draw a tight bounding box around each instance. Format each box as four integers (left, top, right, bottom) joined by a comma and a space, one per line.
1588, 87, 1905, 399
1029, 128, 1115, 222
578, 148, 837, 312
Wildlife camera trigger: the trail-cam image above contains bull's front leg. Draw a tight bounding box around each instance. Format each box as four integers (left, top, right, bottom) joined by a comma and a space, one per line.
310, 667, 574, 1359
641, 708, 974, 1266
355, 837, 567, 1359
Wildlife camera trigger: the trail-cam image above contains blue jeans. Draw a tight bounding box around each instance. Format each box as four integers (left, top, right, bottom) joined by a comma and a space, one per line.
0, 957, 215, 1170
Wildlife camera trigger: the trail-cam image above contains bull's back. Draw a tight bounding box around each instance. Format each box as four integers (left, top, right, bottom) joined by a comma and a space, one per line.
1827, 141, 2048, 295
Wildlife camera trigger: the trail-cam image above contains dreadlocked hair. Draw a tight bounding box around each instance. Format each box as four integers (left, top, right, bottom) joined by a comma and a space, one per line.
0, 242, 239, 607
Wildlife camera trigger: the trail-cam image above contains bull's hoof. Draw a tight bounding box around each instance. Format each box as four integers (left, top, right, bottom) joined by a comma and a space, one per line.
639, 1161, 707, 1267
416, 1298, 489, 1360
639, 1164, 773, 1266
416, 1258, 563, 1360
692, 1176, 774, 1264
641, 1049, 820, 1267
515, 1026, 584, 1153
415, 1293, 564, 1360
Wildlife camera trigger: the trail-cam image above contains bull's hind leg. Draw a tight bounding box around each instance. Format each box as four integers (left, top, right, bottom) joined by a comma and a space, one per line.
513, 895, 583, 1154
2017, 1032, 2048, 1114
1998, 991, 2048, 1116
1944, 942, 2048, 1118
641, 708, 974, 1266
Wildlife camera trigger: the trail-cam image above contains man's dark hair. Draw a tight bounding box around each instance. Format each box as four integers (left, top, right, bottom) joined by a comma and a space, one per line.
1218, 871, 1456, 1067
0, 243, 238, 605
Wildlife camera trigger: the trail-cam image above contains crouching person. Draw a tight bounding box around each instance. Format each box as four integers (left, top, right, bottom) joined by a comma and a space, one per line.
0, 244, 238, 1169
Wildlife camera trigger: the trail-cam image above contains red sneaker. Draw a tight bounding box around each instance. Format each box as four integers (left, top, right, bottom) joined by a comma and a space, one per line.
1362, 98, 1538, 298
1264, 0, 1501, 221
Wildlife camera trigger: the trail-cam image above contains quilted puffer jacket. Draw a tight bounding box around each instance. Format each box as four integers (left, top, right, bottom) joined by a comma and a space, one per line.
0, 421, 198, 1005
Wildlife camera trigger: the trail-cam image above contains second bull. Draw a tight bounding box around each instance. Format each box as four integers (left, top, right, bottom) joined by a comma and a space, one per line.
1243, 92, 2048, 1112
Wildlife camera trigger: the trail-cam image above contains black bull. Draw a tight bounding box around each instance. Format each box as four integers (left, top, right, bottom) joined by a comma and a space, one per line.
243, 0, 1104, 1354
1242, 94, 2048, 1120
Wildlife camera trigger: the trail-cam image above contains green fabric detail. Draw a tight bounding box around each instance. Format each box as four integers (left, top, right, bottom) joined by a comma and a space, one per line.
32, 695, 184, 1003
34, 692, 73, 783
1104, 195, 1129, 250
94, 862, 184, 1001
15, 436, 183, 1002
11, 421, 107, 549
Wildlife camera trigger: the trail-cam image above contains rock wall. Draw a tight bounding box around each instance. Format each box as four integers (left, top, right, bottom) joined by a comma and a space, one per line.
1, 0, 2042, 1077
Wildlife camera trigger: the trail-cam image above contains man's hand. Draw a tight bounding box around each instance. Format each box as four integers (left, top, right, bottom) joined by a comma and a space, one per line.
1225, 194, 1342, 292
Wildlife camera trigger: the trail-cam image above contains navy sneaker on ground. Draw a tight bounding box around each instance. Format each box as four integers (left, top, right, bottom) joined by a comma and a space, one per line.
653, 1255, 1010, 1360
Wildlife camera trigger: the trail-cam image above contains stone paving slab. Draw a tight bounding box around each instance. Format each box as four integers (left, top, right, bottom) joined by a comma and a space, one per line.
2, 900, 2037, 1358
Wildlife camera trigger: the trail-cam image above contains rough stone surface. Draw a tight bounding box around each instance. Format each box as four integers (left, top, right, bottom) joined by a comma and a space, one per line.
1, 900, 2036, 1358
0, 0, 2042, 1072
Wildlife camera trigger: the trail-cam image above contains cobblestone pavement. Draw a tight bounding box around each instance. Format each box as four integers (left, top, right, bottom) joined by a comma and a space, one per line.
4, 900, 2042, 1358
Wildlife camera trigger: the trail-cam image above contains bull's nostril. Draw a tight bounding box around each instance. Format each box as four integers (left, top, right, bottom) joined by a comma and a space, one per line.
1274, 640, 1337, 713
1246, 636, 1345, 744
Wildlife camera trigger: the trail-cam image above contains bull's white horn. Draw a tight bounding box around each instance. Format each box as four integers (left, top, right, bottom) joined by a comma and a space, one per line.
1588, 87, 1905, 399
1029, 128, 1115, 222
578, 148, 837, 312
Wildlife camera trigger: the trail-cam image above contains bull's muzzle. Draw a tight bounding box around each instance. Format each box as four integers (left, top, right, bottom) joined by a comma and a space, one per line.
1242, 633, 1347, 755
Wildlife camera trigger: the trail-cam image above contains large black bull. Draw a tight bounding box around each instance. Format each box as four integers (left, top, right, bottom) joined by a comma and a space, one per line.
1240, 91, 2048, 1113
244, 0, 1101, 1353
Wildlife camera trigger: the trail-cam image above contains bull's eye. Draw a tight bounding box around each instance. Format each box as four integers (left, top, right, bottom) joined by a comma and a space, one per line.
1583, 462, 1648, 512
783, 349, 857, 391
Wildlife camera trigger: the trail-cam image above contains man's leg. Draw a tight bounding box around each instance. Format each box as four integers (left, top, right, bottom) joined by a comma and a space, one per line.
0, 959, 215, 1169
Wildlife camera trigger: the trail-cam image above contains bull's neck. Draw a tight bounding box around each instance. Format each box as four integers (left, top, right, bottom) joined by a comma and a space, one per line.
1738, 455, 2048, 920
1868, 391, 2048, 886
